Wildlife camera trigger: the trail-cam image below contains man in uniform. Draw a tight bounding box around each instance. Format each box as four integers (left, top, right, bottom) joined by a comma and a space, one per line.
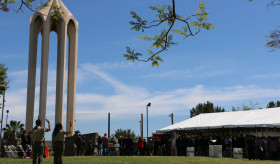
30, 119, 51, 164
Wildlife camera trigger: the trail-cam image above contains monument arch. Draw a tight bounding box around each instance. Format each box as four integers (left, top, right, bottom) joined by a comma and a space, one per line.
26, 0, 78, 135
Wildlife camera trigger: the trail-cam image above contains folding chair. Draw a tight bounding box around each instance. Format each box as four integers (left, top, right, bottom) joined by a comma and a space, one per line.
9, 145, 19, 158
4, 145, 14, 158
4, 145, 19, 158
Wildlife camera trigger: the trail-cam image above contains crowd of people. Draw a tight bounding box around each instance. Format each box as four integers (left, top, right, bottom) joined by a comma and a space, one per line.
80, 132, 280, 161
17, 121, 280, 162
161, 133, 280, 161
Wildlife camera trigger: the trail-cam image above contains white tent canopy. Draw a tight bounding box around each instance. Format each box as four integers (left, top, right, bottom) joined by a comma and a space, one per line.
157, 107, 280, 133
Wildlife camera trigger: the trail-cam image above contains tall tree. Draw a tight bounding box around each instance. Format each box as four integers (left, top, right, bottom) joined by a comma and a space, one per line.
267, 100, 280, 108
112, 129, 136, 140
0, 64, 8, 109
2, 120, 24, 143
190, 101, 225, 118
0, 64, 8, 88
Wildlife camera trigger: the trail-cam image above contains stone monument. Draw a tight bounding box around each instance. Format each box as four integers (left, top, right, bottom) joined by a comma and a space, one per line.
26, 0, 78, 135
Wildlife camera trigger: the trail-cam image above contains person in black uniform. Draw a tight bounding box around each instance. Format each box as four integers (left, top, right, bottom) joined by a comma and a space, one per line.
247, 135, 255, 160
126, 135, 133, 156
81, 136, 86, 156
21, 130, 28, 152
153, 137, 161, 156
87, 139, 93, 156
75, 134, 82, 156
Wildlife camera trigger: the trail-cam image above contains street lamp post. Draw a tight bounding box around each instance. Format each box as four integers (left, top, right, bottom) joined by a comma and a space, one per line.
141, 113, 143, 138
169, 113, 174, 125
6, 110, 9, 126
0, 85, 7, 157
139, 120, 142, 138
146, 102, 151, 140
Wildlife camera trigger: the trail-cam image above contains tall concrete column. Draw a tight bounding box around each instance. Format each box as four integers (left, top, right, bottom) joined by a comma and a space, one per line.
66, 20, 78, 136
55, 21, 67, 124
26, 16, 42, 132
26, 0, 78, 135
39, 20, 50, 128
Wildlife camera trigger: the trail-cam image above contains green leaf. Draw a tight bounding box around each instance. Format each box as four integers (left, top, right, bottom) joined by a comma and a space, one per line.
149, 6, 158, 11
176, 14, 185, 20
124, 54, 129, 59
209, 24, 215, 29
138, 36, 155, 41
172, 29, 186, 35
189, 21, 198, 26
146, 50, 154, 55
125, 47, 132, 54
152, 43, 160, 49
152, 60, 159, 67
199, 1, 206, 10
168, 5, 172, 12
155, 55, 163, 62
201, 15, 207, 21
183, 25, 188, 32
123, 54, 135, 62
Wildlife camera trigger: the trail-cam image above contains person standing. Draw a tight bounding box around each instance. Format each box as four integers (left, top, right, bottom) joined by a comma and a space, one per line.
247, 135, 255, 160
153, 137, 160, 156
137, 137, 144, 156
86, 138, 93, 156
81, 136, 86, 156
21, 130, 28, 152
126, 135, 133, 156
30, 119, 51, 164
102, 133, 109, 156
52, 122, 72, 164
97, 135, 103, 156
75, 134, 82, 156
119, 136, 125, 156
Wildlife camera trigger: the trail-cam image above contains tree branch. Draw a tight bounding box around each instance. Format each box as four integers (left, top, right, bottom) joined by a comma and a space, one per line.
17, 0, 37, 13
125, 0, 214, 66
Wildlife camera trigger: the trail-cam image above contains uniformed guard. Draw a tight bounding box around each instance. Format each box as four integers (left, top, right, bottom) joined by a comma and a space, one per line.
30, 119, 51, 164
52, 122, 72, 164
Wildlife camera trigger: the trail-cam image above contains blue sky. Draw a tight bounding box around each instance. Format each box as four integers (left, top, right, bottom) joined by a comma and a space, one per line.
1, 0, 280, 140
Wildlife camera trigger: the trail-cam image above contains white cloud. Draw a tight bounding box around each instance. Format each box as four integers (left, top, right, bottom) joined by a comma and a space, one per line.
93, 61, 140, 69
252, 73, 280, 79
74, 63, 280, 120
81, 63, 149, 95
143, 67, 234, 79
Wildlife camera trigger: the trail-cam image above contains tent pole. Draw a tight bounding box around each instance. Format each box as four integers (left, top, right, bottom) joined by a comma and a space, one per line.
266, 127, 268, 160
230, 126, 232, 157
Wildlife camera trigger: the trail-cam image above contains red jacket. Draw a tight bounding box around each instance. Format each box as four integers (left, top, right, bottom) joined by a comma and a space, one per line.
137, 139, 144, 148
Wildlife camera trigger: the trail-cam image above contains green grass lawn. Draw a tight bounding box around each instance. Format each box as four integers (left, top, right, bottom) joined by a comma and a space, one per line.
0, 156, 279, 164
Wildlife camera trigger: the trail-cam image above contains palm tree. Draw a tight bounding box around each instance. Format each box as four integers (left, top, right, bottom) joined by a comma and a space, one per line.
2, 120, 24, 144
